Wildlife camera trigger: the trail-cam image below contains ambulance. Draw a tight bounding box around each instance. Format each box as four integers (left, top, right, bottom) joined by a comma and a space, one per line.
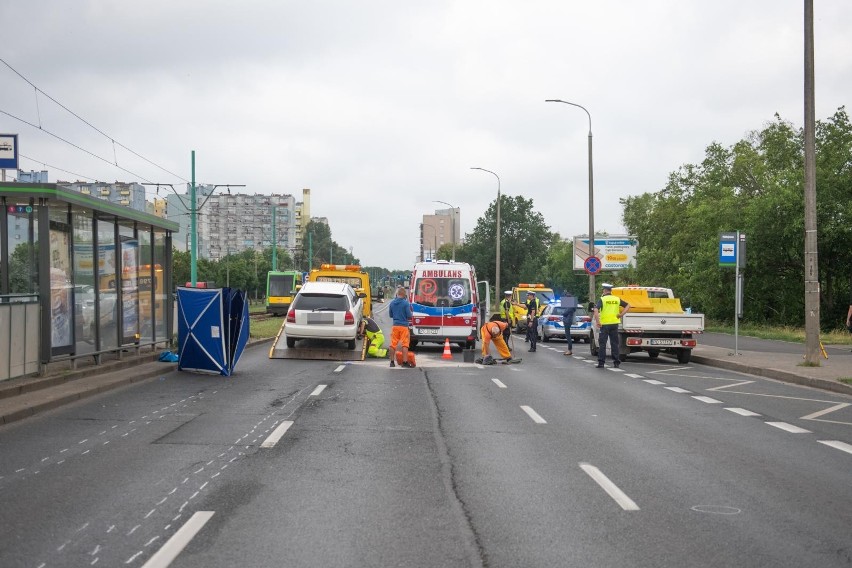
408, 260, 481, 350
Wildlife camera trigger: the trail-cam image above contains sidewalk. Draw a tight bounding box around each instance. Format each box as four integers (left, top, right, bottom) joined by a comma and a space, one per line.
1, 337, 849, 428
0, 339, 273, 427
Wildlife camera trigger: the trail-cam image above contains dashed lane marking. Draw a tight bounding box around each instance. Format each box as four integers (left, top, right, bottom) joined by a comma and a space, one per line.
664, 387, 692, 394
491, 379, 507, 389
310, 385, 327, 396
520, 406, 547, 424
692, 396, 723, 404
260, 421, 294, 448
766, 422, 811, 434
725, 407, 761, 417
140, 511, 215, 568
579, 463, 640, 511
818, 440, 852, 456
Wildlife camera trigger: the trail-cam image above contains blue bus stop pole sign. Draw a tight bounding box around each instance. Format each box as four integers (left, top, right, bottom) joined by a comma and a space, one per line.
719, 232, 737, 267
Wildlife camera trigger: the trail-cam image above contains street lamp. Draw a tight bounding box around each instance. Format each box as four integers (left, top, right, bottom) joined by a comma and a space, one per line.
433, 200, 457, 261
421, 223, 438, 261
470, 167, 501, 302
545, 99, 596, 304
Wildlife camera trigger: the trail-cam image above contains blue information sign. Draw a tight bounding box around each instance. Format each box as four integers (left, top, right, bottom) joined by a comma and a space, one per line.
0, 134, 18, 170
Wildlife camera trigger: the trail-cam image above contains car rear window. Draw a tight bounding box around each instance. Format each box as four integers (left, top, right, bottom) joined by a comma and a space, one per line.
293, 293, 349, 311
551, 306, 587, 316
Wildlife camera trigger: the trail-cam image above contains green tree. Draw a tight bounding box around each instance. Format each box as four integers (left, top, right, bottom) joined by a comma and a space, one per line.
456, 194, 555, 298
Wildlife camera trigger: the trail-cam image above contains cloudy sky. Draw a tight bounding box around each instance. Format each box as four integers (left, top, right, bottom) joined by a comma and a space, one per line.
2, 1, 850, 269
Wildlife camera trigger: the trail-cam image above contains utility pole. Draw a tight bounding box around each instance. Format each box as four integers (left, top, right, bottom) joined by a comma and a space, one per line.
803, 0, 820, 364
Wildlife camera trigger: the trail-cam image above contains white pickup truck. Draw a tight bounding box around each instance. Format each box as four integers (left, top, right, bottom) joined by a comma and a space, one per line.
590, 286, 704, 364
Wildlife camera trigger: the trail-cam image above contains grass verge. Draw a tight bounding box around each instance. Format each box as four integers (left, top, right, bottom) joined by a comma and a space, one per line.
250, 317, 283, 339
705, 321, 852, 345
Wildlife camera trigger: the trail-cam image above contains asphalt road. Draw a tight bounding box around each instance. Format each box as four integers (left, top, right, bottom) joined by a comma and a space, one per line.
1, 319, 851, 567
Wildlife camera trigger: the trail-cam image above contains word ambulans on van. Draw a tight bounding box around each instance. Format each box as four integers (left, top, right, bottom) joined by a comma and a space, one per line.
408, 261, 481, 350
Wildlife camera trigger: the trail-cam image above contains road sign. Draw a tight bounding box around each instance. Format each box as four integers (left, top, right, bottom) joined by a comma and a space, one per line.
584, 256, 602, 275
0, 134, 19, 170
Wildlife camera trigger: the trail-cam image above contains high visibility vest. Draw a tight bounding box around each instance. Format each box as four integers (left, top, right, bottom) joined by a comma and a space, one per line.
599, 294, 622, 325
499, 299, 514, 320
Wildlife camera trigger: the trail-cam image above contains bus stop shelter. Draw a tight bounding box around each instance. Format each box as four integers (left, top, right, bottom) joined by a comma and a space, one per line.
0, 182, 178, 380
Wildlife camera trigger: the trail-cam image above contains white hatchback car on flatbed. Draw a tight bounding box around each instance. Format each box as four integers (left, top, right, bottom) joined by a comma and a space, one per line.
285, 281, 365, 349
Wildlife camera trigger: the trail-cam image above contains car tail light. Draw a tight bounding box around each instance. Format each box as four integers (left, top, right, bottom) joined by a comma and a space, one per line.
344, 310, 354, 325
681, 339, 697, 347
548, 316, 561, 322
626, 337, 642, 346
286, 309, 295, 323
580, 316, 591, 322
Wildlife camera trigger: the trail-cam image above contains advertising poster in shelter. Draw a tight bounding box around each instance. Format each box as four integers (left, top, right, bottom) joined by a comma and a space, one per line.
49, 228, 73, 348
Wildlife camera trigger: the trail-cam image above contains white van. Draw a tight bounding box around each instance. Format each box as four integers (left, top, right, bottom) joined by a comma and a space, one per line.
408, 260, 481, 349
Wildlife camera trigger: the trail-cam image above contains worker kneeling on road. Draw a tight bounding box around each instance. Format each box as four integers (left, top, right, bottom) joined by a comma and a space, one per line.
479, 314, 512, 364
359, 316, 387, 358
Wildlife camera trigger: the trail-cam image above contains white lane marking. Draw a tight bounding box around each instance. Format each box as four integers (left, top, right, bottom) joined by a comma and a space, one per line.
625, 373, 644, 379
707, 380, 755, 391
509, 367, 521, 372
643, 380, 666, 385
260, 420, 294, 448
766, 422, 811, 434
801, 402, 851, 422
141, 511, 215, 568
818, 440, 852, 455
310, 385, 327, 396
491, 378, 507, 389
579, 463, 640, 511
520, 406, 547, 424
692, 396, 723, 404
608, 367, 625, 373
725, 407, 761, 417
664, 387, 692, 394
333, 365, 345, 373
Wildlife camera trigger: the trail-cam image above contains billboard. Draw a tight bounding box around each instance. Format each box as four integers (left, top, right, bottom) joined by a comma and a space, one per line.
573, 236, 638, 271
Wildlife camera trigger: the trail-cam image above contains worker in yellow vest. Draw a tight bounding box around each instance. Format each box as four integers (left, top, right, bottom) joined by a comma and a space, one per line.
359, 316, 387, 358
593, 283, 630, 368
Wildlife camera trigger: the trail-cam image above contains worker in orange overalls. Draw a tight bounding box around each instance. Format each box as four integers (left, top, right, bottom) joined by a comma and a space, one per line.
480, 314, 513, 363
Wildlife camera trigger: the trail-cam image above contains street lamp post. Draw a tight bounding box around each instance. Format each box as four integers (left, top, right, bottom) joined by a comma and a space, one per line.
470, 167, 501, 302
545, 99, 596, 304
433, 200, 457, 261
421, 223, 438, 261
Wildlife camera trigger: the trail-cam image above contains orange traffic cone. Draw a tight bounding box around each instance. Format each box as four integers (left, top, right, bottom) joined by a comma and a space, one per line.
442, 338, 453, 360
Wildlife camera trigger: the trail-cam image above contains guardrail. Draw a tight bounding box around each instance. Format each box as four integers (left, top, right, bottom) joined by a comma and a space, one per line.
1, 294, 41, 381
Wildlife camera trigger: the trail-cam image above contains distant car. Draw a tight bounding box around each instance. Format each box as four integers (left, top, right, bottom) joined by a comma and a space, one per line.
284, 281, 365, 350
537, 305, 591, 342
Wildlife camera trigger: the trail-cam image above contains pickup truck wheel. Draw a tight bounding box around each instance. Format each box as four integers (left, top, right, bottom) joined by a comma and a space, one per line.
677, 349, 692, 364
347, 339, 356, 350
647, 350, 660, 359
619, 353, 627, 362
286, 337, 296, 348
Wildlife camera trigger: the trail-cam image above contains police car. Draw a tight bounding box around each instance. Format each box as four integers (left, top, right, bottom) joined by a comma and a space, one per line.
536, 304, 592, 342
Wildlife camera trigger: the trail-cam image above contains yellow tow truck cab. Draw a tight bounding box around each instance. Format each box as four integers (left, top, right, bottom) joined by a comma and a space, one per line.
307, 264, 372, 317
510, 283, 555, 332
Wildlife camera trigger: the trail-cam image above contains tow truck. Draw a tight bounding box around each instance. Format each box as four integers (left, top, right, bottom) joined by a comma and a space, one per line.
510, 283, 555, 333
269, 264, 371, 361
590, 286, 704, 364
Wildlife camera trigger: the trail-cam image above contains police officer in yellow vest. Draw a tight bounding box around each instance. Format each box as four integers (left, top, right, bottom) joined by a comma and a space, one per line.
594, 283, 630, 368
499, 291, 515, 343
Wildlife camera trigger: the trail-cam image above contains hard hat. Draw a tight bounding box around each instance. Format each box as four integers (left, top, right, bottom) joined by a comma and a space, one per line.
527, 290, 535, 295
601, 282, 614, 289
504, 290, 512, 295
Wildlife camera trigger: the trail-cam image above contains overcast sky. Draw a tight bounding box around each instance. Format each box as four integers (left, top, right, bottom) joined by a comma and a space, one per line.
2, 1, 850, 269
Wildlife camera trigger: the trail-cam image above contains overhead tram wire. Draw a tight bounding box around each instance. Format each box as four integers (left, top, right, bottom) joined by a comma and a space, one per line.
0, 57, 189, 184
18, 153, 99, 182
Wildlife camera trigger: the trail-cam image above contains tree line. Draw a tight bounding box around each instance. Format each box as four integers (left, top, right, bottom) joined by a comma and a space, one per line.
446, 108, 851, 330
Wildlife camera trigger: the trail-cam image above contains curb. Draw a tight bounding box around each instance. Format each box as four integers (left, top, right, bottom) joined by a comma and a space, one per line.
690, 354, 852, 396
0, 337, 276, 427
